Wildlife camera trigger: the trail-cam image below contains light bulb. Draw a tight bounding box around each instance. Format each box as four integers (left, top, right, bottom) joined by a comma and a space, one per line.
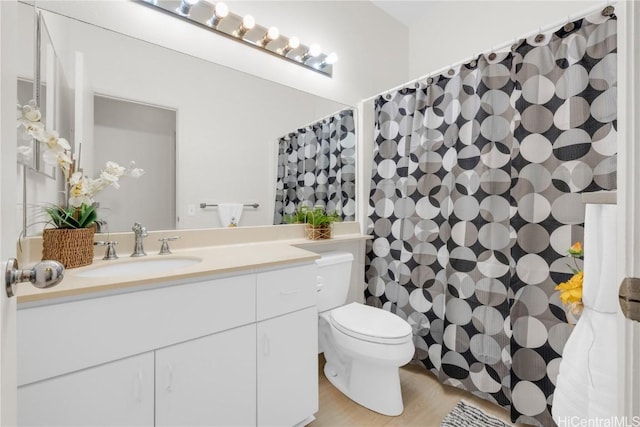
242, 15, 255, 30
235, 14, 255, 38
308, 44, 321, 57
288, 36, 300, 49
267, 26, 280, 41
185, 0, 199, 5
324, 52, 338, 65
214, 2, 229, 18
281, 36, 300, 55
207, 1, 229, 27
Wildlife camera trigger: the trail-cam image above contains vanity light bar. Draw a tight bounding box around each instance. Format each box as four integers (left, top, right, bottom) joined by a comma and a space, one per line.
139, 0, 336, 77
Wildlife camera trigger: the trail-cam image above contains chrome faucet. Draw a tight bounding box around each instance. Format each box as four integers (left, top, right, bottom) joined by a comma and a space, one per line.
131, 222, 148, 257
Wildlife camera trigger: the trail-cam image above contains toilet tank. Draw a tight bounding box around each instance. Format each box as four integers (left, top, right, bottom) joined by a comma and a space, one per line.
315, 251, 354, 313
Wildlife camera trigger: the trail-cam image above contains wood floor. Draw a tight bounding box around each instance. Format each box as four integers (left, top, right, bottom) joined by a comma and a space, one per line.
310, 355, 526, 427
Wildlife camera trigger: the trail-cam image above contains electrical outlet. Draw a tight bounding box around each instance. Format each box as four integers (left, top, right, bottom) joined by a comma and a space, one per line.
187, 204, 196, 216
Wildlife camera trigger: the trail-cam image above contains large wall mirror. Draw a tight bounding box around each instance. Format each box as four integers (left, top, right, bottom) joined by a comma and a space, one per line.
18, 1, 355, 235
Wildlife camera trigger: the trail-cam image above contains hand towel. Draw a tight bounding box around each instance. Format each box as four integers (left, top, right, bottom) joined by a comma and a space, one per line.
218, 203, 244, 227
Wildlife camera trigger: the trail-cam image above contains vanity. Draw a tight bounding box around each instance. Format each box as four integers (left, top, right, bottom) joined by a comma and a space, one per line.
15, 222, 368, 426
15, 238, 334, 426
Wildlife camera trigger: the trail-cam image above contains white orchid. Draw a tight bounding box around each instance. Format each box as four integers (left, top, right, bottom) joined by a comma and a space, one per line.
127, 161, 145, 178
68, 172, 93, 208
100, 161, 126, 188
17, 100, 144, 228
23, 106, 41, 122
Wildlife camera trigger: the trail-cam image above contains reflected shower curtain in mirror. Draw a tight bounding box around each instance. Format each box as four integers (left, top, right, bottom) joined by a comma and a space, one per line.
274, 109, 356, 224
365, 10, 616, 427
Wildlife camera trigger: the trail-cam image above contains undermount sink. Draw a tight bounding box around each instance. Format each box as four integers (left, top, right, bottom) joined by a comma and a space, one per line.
75, 256, 202, 278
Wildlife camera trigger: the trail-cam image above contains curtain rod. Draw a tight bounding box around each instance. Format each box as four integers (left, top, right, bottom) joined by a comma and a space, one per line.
362, 1, 615, 103
281, 107, 355, 137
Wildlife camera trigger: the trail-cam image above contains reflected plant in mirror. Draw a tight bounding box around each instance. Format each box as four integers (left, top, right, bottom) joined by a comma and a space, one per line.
17, 101, 144, 230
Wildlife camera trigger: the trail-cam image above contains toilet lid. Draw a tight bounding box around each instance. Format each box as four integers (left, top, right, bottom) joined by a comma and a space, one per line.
330, 303, 412, 345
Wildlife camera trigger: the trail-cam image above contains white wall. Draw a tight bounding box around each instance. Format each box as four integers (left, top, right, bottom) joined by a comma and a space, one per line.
407, 1, 602, 79
33, 0, 410, 107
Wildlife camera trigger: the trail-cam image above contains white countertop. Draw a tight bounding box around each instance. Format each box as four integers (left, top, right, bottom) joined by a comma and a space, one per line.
17, 232, 369, 304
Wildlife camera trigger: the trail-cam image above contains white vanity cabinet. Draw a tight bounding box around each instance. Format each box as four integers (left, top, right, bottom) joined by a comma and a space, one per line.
256, 265, 319, 427
17, 260, 318, 427
155, 324, 257, 427
18, 352, 155, 426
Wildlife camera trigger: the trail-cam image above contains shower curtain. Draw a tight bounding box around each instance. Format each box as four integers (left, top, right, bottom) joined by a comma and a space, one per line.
273, 108, 356, 224
365, 10, 616, 426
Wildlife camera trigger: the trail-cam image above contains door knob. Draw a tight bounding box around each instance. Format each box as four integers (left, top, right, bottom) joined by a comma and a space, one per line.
619, 277, 640, 321
5, 258, 65, 298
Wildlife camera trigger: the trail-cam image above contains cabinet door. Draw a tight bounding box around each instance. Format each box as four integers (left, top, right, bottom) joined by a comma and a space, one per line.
257, 307, 318, 426
18, 352, 154, 426
155, 324, 256, 427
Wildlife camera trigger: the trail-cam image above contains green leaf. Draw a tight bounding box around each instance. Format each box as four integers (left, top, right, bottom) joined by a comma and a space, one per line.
44, 204, 97, 229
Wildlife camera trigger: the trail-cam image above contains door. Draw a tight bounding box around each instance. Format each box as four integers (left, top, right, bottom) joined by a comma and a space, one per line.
257, 307, 318, 427
1, 0, 19, 424
18, 353, 154, 426
155, 324, 257, 427
618, 0, 640, 419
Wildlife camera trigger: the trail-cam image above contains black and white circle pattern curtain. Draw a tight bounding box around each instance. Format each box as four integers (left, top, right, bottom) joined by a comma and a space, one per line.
273, 108, 356, 224
365, 10, 616, 427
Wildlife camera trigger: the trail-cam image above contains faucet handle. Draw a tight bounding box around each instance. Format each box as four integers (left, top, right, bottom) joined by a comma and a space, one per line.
132, 222, 148, 237
95, 241, 119, 260
158, 236, 180, 255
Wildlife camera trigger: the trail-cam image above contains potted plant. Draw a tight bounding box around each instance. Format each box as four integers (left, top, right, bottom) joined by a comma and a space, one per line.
18, 100, 144, 268
285, 204, 340, 240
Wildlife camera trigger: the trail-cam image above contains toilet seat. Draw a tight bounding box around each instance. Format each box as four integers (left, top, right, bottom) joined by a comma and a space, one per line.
330, 303, 412, 345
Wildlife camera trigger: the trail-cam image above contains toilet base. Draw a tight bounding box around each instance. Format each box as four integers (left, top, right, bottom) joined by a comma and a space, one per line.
323, 358, 405, 416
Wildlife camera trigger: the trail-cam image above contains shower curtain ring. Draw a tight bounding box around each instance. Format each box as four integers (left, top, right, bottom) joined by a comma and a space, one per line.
488, 47, 497, 61
564, 15, 575, 32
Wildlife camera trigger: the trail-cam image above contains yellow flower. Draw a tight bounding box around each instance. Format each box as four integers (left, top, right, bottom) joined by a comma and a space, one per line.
555, 271, 583, 305
568, 242, 583, 257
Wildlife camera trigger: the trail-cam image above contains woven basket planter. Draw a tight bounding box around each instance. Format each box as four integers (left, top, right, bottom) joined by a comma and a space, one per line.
42, 227, 95, 269
305, 224, 332, 240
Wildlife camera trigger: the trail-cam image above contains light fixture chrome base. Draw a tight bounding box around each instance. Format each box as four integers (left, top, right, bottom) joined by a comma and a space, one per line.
137, 0, 335, 77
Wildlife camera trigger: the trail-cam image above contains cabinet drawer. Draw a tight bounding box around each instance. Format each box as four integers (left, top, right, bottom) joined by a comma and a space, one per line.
256, 263, 317, 321
18, 273, 255, 386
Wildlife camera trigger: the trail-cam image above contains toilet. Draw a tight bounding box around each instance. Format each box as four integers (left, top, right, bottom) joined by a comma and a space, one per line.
315, 252, 415, 416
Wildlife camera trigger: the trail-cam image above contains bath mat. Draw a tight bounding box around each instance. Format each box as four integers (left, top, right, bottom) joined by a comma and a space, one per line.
441, 400, 512, 427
